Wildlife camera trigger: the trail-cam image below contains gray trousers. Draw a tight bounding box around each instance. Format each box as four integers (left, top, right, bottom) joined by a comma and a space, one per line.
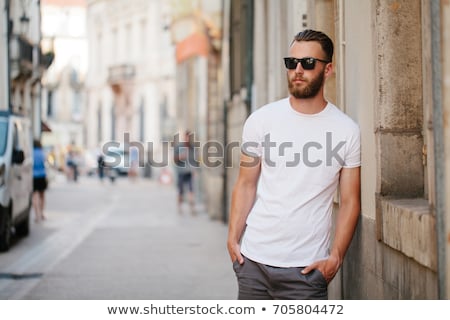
233, 256, 328, 300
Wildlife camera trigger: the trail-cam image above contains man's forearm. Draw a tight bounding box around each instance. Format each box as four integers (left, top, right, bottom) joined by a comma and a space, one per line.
227, 181, 257, 244
330, 199, 360, 265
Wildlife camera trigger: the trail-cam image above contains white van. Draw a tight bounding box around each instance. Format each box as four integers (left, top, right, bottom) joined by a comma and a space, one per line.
0, 111, 33, 252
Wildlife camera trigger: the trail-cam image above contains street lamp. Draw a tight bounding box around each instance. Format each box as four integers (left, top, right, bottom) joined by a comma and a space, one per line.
19, 13, 30, 35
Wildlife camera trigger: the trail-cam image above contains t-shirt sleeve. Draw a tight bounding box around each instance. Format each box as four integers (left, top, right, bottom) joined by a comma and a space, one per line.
343, 124, 361, 168
241, 113, 262, 158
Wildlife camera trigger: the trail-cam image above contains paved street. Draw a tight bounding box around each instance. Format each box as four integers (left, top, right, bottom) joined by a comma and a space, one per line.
0, 173, 237, 300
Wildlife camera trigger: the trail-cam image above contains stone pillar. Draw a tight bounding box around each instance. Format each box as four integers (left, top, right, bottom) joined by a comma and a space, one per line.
374, 0, 424, 197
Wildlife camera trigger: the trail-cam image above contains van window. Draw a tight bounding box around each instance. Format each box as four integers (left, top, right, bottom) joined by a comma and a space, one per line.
0, 120, 8, 156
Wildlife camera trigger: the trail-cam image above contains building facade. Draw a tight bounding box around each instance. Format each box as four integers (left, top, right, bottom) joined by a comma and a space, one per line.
40, 0, 87, 169
169, 0, 223, 217
1, 0, 52, 138
85, 0, 176, 172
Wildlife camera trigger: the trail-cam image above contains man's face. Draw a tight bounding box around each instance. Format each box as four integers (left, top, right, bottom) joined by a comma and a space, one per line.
286, 41, 330, 99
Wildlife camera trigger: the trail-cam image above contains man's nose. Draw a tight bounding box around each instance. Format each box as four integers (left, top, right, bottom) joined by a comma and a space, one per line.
295, 61, 304, 73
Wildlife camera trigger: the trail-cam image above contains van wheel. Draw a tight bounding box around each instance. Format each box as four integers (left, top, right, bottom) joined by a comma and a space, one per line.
16, 198, 31, 237
16, 213, 30, 237
0, 209, 12, 252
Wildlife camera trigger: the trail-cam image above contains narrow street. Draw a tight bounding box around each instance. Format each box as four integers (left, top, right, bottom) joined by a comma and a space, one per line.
0, 173, 236, 299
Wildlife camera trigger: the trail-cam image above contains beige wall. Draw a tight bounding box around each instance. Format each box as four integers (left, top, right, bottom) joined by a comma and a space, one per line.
340, 0, 377, 219
311, 0, 336, 104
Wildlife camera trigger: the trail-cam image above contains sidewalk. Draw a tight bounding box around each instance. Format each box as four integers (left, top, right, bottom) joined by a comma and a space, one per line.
23, 175, 237, 300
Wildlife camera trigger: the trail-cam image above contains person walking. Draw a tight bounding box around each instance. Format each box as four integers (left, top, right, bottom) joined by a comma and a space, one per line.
32, 140, 48, 222
128, 147, 139, 182
97, 153, 105, 182
65, 149, 79, 182
227, 29, 361, 300
173, 130, 197, 214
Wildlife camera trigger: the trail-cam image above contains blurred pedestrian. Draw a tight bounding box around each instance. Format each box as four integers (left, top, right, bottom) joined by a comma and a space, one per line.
173, 130, 197, 214
32, 140, 48, 222
227, 29, 361, 300
128, 147, 139, 182
108, 166, 118, 183
97, 153, 105, 181
66, 149, 79, 182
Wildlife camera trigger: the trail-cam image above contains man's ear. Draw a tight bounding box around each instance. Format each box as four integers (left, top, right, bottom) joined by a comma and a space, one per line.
324, 63, 334, 78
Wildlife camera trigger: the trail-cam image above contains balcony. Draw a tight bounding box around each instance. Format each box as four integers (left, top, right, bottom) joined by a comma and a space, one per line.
10, 34, 34, 78
108, 64, 136, 84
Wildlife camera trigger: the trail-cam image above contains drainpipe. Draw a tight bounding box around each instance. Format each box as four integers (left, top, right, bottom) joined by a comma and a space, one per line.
5, 0, 12, 112
36, 0, 42, 139
430, 0, 446, 300
244, 0, 253, 116
337, 0, 346, 299
221, 0, 230, 223
222, 99, 228, 223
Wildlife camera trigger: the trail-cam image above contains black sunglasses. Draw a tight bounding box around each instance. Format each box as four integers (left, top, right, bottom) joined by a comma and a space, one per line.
283, 57, 330, 70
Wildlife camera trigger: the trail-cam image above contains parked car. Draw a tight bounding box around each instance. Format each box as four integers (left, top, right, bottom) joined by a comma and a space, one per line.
0, 111, 33, 252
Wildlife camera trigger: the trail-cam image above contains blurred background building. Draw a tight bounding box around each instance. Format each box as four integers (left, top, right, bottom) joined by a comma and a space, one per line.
1, 0, 450, 300
169, 0, 222, 215
85, 0, 176, 178
0, 0, 53, 138
40, 0, 87, 170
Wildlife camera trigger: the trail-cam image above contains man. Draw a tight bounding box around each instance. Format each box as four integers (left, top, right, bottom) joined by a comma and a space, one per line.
227, 29, 361, 300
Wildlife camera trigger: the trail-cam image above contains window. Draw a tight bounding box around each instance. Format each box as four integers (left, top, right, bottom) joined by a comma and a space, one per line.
47, 90, 53, 117
0, 120, 8, 156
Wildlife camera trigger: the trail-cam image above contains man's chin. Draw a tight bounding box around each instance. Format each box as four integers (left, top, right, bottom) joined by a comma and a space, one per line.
291, 91, 316, 99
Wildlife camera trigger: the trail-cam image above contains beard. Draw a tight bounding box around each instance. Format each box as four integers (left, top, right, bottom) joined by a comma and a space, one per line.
288, 68, 325, 99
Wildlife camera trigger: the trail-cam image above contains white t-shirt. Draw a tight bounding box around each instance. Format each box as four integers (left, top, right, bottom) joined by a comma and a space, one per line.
240, 98, 360, 267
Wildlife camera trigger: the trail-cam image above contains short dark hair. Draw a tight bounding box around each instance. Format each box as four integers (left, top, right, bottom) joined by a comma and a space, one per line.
291, 29, 334, 62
